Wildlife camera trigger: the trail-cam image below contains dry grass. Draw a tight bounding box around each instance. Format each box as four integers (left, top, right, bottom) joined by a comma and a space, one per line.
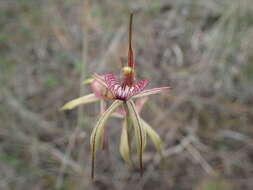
0, 0, 253, 189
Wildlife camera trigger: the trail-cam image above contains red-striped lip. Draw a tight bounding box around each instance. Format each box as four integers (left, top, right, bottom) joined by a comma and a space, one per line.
104, 74, 148, 101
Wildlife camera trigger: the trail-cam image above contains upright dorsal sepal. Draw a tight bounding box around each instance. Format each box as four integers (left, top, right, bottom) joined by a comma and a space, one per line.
128, 13, 134, 68
123, 13, 135, 87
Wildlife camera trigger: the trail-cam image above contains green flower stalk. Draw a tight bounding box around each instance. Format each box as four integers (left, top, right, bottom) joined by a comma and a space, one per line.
61, 13, 171, 179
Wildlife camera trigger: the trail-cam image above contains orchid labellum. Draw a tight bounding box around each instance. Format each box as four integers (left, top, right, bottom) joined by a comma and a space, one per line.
61, 13, 171, 179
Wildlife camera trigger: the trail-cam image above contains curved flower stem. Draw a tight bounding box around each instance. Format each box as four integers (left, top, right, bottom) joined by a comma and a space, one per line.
100, 100, 109, 151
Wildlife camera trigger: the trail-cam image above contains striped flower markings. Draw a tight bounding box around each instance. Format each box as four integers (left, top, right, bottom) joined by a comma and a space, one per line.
61, 13, 171, 179
104, 73, 148, 101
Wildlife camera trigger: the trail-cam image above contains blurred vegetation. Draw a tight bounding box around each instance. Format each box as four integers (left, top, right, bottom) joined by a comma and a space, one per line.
0, 0, 253, 189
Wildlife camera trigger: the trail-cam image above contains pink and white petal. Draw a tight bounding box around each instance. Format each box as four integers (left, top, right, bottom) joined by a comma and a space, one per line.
90, 81, 105, 99
104, 74, 120, 89
104, 74, 124, 99
127, 79, 148, 100
133, 87, 171, 99
92, 73, 107, 87
135, 96, 148, 113
91, 75, 115, 100
135, 79, 148, 91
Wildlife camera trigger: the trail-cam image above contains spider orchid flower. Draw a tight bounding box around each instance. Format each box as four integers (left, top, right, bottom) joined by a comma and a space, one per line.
61, 13, 171, 179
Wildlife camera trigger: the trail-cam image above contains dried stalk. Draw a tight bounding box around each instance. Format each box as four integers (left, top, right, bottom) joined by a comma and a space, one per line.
56, 0, 90, 188
77, 0, 90, 128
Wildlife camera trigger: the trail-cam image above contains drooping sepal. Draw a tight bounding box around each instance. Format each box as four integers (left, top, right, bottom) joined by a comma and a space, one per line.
120, 118, 132, 167
125, 100, 146, 175
90, 100, 122, 179
141, 118, 162, 153
60, 94, 99, 110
